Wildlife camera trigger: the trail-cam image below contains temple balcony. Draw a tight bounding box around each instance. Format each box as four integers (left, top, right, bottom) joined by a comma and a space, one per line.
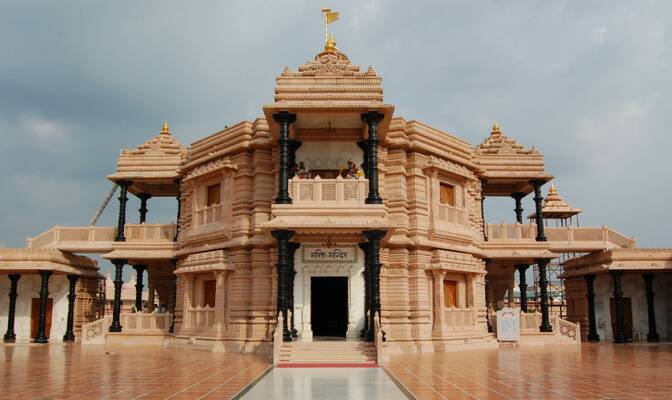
264, 176, 392, 234
481, 223, 635, 260
27, 224, 177, 258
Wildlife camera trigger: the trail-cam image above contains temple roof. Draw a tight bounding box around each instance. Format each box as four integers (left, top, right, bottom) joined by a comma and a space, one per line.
527, 184, 582, 220
262, 49, 394, 140
562, 248, 672, 277
0, 249, 100, 277
107, 122, 186, 196
475, 123, 552, 196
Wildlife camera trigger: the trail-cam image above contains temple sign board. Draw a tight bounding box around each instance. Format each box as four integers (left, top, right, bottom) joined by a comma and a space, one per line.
302, 244, 358, 264
496, 307, 520, 342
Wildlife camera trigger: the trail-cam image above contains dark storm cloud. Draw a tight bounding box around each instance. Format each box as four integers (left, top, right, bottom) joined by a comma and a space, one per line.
1, 0, 670, 253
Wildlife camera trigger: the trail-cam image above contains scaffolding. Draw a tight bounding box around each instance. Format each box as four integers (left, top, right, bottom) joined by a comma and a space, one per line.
530, 185, 583, 318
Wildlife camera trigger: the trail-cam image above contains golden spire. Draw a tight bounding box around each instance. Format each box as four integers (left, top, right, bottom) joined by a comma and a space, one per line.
161, 121, 170, 134
321, 8, 341, 52
549, 184, 558, 195
491, 122, 501, 134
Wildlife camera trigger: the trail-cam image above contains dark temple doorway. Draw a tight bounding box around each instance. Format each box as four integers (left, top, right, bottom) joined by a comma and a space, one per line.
311, 277, 348, 338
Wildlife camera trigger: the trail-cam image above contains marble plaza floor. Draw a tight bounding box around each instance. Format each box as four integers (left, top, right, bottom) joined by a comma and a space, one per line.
385, 343, 672, 400
0, 344, 271, 399
2, 342, 672, 399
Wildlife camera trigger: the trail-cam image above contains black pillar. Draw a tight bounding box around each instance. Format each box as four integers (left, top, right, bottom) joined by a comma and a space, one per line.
34, 270, 53, 343
114, 180, 131, 242
585, 274, 600, 342
3, 274, 21, 343
273, 112, 296, 204
138, 193, 151, 224
642, 274, 659, 342
537, 259, 552, 332
109, 260, 126, 333
174, 179, 181, 242
512, 192, 524, 224
132, 265, 146, 312
358, 242, 370, 338
364, 230, 386, 341
288, 242, 300, 337
271, 230, 295, 341
532, 180, 547, 242
288, 140, 302, 179
362, 112, 384, 204
63, 275, 79, 342
611, 270, 627, 343
515, 264, 529, 312
357, 140, 369, 178
481, 181, 488, 241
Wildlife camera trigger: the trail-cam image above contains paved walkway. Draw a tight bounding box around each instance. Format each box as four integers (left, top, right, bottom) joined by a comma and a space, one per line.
385, 343, 672, 400
0, 344, 270, 399
241, 367, 408, 399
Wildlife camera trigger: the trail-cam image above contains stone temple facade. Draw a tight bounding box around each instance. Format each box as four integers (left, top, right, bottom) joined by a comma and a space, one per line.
1, 45, 670, 359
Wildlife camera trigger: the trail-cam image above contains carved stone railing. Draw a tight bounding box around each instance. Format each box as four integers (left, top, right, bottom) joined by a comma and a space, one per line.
120, 312, 172, 332
552, 316, 581, 345
486, 223, 536, 241
545, 226, 635, 248
125, 224, 176, 242
443, 307, 476, 331
519, 311, 541, 333
437, 204, 468, 225
82, 316, 111, 344
490, 311, 581, 345
288, 176, 368, 205
374, 312, 386, 366
485, 224, 635, 249
273, 312, 283, 366
27, 226, 115, 249
27, 224, 176, 250
189, 306, 215, 328
194, 204, 223, 226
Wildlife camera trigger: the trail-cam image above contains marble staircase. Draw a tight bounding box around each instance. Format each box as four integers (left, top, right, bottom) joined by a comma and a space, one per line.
278, 340, 378, 368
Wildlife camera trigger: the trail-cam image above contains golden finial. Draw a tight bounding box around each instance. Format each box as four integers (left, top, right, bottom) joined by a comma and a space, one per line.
491, 122, 501, 134
161, 121, 170, 134
549, 184, 557, 195
321, 8, 340, 52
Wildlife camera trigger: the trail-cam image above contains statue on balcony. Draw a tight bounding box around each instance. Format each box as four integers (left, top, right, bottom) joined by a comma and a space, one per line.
342, 159, 363, 179
292, 162, 311, 179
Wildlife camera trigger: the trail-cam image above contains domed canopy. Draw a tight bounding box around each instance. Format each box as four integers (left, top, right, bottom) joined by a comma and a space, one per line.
527, 184, 582, 220
475, 123, 553, 196
263, 49, 394, 141
107, 122, 186, 196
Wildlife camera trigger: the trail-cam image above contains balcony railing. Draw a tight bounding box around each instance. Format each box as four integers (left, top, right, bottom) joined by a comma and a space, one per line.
26, 224, 176, 250
120, 312, 172, 332
288, 176, 368, 205
486, 223, 536, 241
189, 305, 215, 328
125, 224, 175, 241
194, 204, 223, 226
437, 204, 468, 225
443, 307, 476, 332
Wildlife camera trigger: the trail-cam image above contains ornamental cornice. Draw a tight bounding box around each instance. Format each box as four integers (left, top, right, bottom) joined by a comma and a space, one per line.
183, 157, 237, 181
0, 248, 97, 268
423, 156, 478, 181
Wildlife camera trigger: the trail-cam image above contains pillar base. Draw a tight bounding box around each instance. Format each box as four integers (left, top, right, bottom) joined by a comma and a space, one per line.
587, 334, 600, 342
34, 337, 49, 344
282, 332, 293, 342
647, 333, 660, 343
63, 333, 76, 342
365, 197, 383, 205
540, 323, 553, 333
109, 325, 122, 333
3, 335, 16, 343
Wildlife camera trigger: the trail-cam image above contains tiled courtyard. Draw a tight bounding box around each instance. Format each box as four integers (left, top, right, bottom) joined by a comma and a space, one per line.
2, 343, 672, 399
386, 343, 672, 400
0, 344, 270, 399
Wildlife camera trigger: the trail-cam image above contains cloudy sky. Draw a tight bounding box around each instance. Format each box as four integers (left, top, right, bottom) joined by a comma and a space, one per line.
1, 0, 670, 271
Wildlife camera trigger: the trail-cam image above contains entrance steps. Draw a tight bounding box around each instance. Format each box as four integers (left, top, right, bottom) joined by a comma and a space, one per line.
278, 340, 377, 368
